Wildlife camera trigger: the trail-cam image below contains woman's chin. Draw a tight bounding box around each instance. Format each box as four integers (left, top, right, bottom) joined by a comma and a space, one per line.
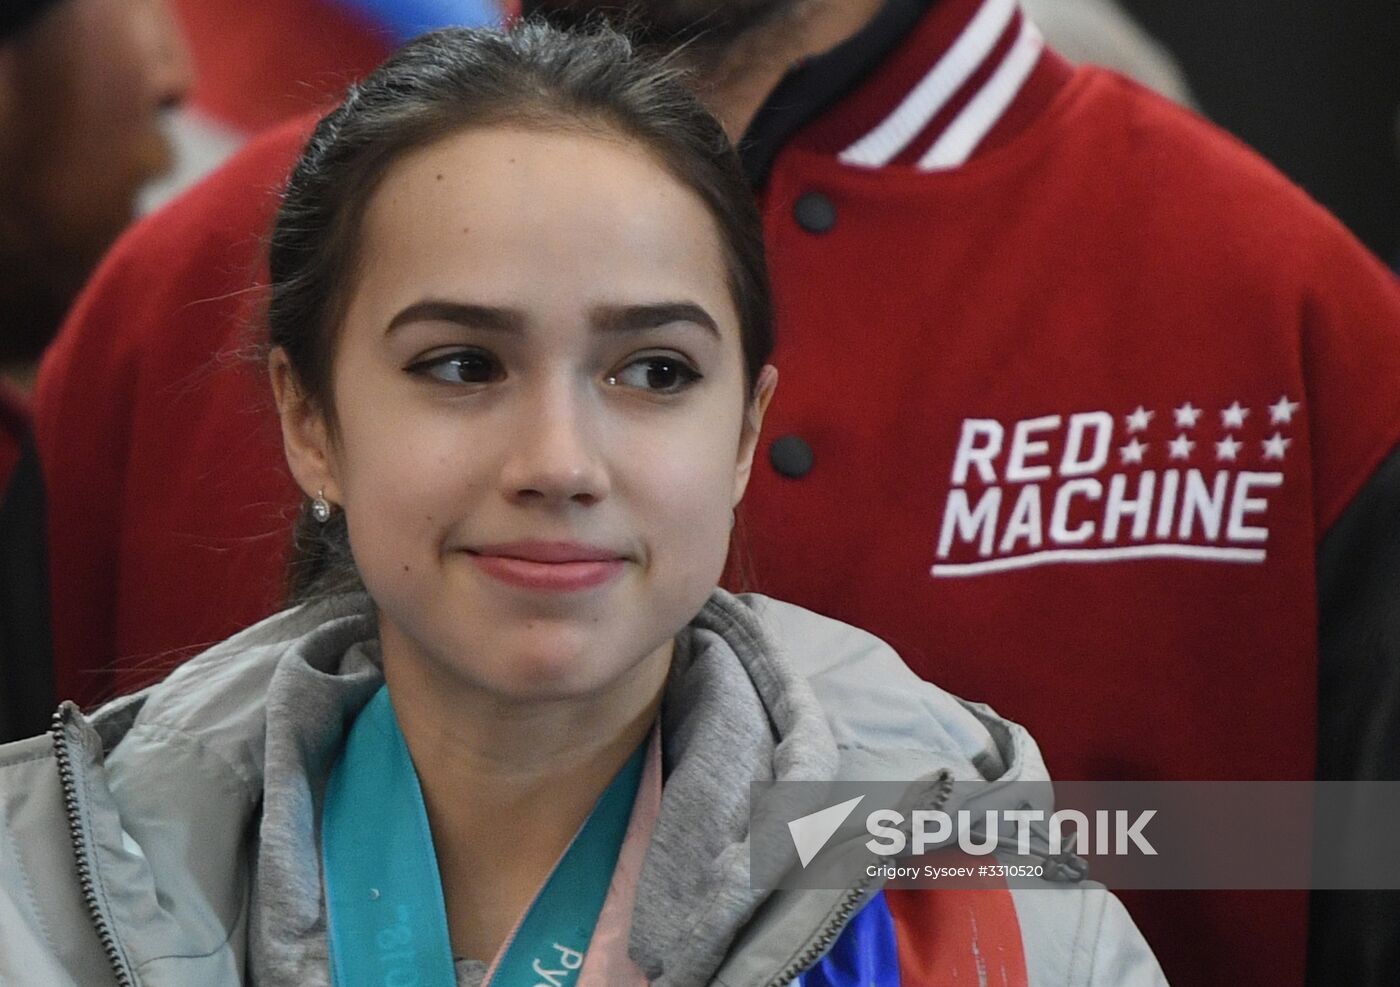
379, 604, 676, 706
450, 630, 640, 704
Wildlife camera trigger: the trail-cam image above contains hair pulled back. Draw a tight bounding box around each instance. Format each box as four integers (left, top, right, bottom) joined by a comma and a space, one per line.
268, 22, 773, 603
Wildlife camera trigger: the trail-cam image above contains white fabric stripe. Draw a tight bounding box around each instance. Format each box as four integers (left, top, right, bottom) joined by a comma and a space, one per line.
930, 544, 1267, 578
918, 19, 1044, 171
838, 0, 1018, 168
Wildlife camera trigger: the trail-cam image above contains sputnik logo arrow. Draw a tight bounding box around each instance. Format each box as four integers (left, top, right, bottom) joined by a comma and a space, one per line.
787, 795, 866, 868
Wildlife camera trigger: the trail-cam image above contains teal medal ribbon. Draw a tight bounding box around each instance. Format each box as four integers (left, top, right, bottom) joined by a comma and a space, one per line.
322, 684, 646, 987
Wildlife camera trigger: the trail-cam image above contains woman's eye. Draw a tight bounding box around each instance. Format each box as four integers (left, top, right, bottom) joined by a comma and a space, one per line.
406, 350, 502, 384
607, 356, 702, 394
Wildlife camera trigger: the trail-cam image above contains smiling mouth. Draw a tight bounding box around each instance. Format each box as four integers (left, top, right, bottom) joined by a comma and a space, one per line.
465, 542, 627, 592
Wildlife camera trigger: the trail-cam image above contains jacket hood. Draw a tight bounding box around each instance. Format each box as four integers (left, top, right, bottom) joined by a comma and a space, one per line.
2, 590, 1044, 986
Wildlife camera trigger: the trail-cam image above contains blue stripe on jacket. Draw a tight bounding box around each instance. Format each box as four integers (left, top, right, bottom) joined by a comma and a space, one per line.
335, 0, 499, 42
795, 891, 901, 987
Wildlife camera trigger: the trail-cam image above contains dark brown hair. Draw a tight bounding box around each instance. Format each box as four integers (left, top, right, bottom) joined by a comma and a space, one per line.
268, 21, 773, 602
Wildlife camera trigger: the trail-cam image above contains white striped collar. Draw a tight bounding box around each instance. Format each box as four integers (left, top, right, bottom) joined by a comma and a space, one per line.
841, 0, 1044, 170
742, 0, 1070, 181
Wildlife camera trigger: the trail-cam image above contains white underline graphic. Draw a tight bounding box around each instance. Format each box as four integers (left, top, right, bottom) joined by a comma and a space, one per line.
931, 544, 1268, 577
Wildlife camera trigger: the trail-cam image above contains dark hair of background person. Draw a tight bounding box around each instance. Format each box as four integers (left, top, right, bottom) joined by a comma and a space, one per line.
0, 0, 62, 39
0, 0, 189, 375
267, 21, 775, 604
519, 0, 810, 66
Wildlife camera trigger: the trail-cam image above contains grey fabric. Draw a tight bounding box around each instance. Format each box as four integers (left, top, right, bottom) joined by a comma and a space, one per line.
243, 593, 844, 986
629, 592, 842, 983
0, 590, 1166, 985
249, 634, 381, 984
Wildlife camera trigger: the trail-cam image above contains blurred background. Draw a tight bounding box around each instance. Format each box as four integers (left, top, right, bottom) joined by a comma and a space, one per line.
145, 0, 1400, 261
144, 0, 501, 210
1117, 0, 1400, 266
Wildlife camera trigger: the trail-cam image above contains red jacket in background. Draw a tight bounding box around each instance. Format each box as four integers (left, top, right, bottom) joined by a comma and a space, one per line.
38, 118, 313, 693
172, 0, 390, 132
35, 1, 1400, 983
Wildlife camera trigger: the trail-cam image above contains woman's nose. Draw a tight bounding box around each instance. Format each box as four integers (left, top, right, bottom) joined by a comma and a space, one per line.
500, 386, 610, 507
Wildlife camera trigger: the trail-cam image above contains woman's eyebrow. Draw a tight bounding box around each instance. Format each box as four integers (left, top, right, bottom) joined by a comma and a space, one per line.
591, 302, 720, 338
385, 300, 525, 335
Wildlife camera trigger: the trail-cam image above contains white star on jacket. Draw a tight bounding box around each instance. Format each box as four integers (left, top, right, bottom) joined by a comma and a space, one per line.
1221, 402, 1250, 429
1168, 434, 1195, 460
1263, 432, 1292, 460
1125, 406, 1154, 433
1269, 395, 1300, 425
1173, 402, 1202, 428
1120, 438, 1148, 464
1216, 436, 1243, 461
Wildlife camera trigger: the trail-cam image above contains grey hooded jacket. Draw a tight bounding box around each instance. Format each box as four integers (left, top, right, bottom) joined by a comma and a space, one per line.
0, 591, 1167, 985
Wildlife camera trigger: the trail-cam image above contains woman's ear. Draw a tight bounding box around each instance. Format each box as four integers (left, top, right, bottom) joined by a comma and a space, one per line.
269, 348, 342, 505
733, 364, 778, 505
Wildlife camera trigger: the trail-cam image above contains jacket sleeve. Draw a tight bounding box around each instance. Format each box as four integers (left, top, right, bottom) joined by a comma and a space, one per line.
1082, 890, 1170, 986
1294, 209, 1400, 986
1012, 884, 1168, 986
1309, 440, 1400, 984
0, 737, 114, 986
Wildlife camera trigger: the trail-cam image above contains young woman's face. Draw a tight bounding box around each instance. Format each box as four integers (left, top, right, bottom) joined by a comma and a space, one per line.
282, 125, 772, 702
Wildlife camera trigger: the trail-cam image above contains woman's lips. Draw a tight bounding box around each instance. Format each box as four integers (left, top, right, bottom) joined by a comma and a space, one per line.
466, 542, 626, 592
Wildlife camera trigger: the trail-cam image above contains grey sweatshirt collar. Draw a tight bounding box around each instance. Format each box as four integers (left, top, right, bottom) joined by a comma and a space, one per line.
247, 592, 844, 986
46, 589, 1028, 986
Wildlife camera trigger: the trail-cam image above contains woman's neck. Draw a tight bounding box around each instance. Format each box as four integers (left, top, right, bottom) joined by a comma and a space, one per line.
381, 639, 670, 964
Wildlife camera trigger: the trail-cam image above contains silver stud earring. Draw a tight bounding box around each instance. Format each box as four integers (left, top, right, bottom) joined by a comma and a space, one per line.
311, 489, 333, 523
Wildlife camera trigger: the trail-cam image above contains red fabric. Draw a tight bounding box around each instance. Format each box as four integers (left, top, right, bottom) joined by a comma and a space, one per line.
886, 7, 1025, 168
33, 5, 1400, 984
172, 0, 392, 132
886, 872, 1028, 985
748, 69, 1400, 986
36, 116, 315, 703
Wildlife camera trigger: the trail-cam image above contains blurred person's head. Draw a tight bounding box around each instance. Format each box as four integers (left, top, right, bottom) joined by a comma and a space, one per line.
519, 0, 884, 132
0, 0, 191, 373
520, 0, 811, 57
